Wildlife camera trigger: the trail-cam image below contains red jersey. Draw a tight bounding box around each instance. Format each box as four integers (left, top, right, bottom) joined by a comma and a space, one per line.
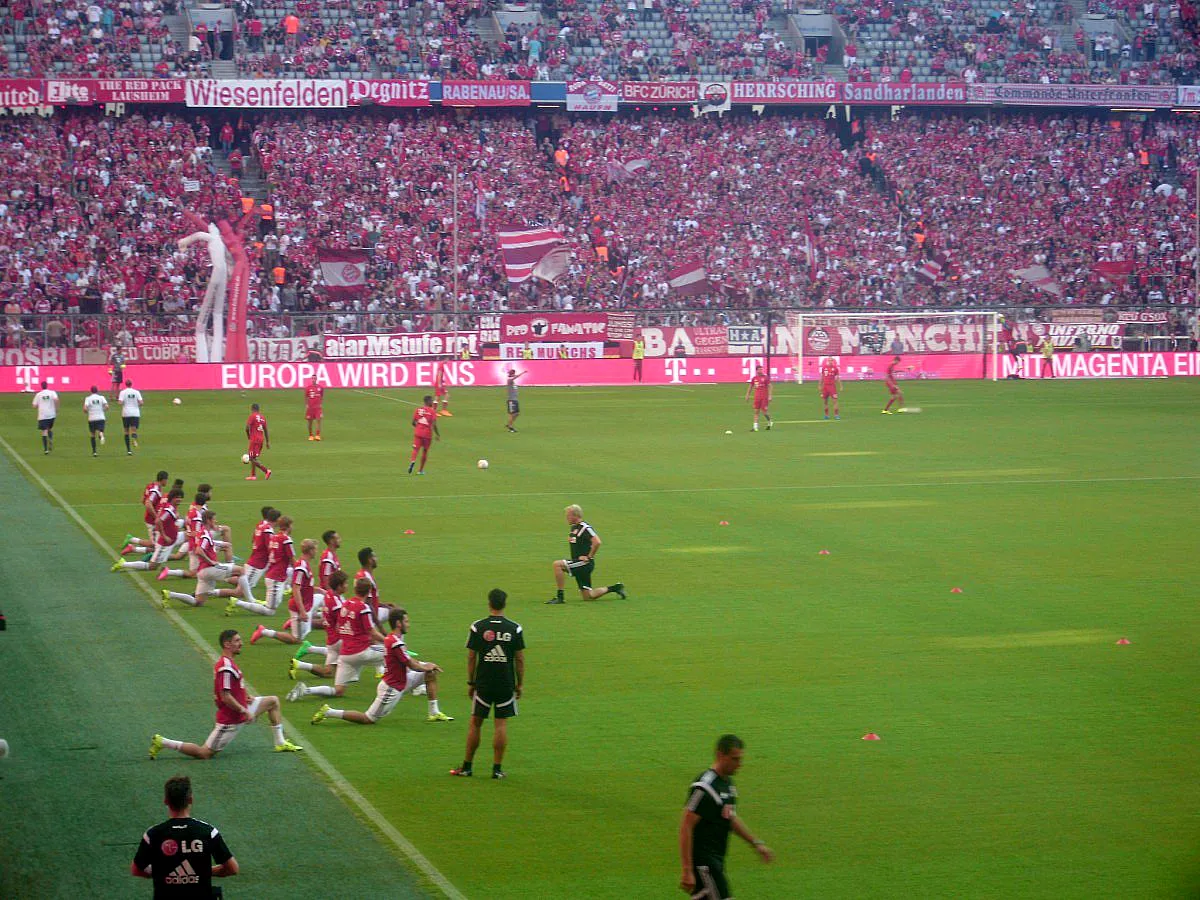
142, 481, 163, 525
246, 412, 267, 441
412, 405, 436, 439
381, 631, 412, 690
354, 568, 379, 613
265, 531, 294, 581
820, 360, 840, 385
322, 589, 345, 640
195, 531, 221, 569
213, 654, 249, 725
319, 548, 340, 591
304, 384, 324, 409
155, 502, 179, 547
185, 502, 205, 542
886, 360, 900, 386
247, 519, 273, 569
750, 373, 770, 397
336, 597, 376, 655
288, 559, 315, 614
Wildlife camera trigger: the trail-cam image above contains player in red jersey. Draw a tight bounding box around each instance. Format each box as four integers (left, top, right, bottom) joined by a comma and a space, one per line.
249, 539, 324, 647
287, 578, 385, 703
744, 365, 773, 432
819, 358, 842, 420
312, 607, 452, 725
304, 377, 325, 441
288, 569, 346, 685
291, 529, 342, 660
882, 356, 905, 414
434, 360, 452, 417
112, 487, 189, 577
244, 403, 272, 481
117, 470, 169, 554
408, 394, 441, 475
354, 546, 393, 626
228, 516, 292, 616
162, 511, 254, 608
243, 507, 279, 597
148, 629, 301, 759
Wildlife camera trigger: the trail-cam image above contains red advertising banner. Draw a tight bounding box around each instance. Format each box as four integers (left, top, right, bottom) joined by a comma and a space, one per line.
347, 79, 432, 107
730, 81, 840, 104
441, 81, 531, 106
6, 352, 1198, 394
841, 81, 966, 105
620, 81, 699, 104
0, 78, 46, 106
1023, 322, 1124, 350
498, 313, 609, 342
321, 332, 477, 359
966, 82, 1176, 108
46, 78, 187, 105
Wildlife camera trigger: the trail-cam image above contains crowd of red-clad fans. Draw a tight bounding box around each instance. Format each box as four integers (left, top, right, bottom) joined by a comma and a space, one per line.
0, 108, 1197, 351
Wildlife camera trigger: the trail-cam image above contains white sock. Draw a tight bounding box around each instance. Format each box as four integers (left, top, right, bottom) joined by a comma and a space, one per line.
236, 599, 274, 615
327, 708, 345, 719
261, 628, 277, 639
428, 699, 439, 715
271, 724, 285, 745
308, 685, 336, 696
167, 591, 198, 606
310, 646, 328, 657
165, 568, 185, 577
162, 738, 183, 750
296, 660, 315, 672
375, 608, 389, 626
121, 561, 149, 570
238, 575, 253, 601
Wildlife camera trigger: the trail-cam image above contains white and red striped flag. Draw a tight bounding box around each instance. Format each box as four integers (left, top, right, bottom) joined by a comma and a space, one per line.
800, 219, 819, 279
1009, 264, 1063, 297
496, 225, 565, 283
667, 259, 711, 296
317, 247, 368, 295
916, 251, 949, 285
604, 158, 651, 182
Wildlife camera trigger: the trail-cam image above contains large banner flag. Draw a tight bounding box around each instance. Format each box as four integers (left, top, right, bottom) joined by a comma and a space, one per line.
496, 225, 565, 283
604, 158, 651, 182
916, 251, 949, 284
318, 247, 368, 294
1009, 264, 1063, 297
667, 259, 711, 296
1093, 259, 1134, 284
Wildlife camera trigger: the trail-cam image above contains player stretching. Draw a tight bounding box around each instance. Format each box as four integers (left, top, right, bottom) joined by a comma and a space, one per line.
244, 403, 272, 481
163, 511, 254, 608
820, 358, 841, 420
242, 507, 279, 598
354, 546, 392, 626
148, 629, 301, 759
547, 505, 626, 604
312, 606, 452, 725
745, 366, 772, 432
292, 530, 342, 660
882, 356, 904, 414
117, 379, 144, 455
31, 380, 58, 455
228, 516, 293, 616
289, 569, 346, 682
288, 578, 385, 702
118, 471, 169, 555
304, 377, 324, 441
408, 395, 440, 475
249, 538, 324, 647
505, 368, 525, 432
112, 488, 187, 578
434, 360, 452, 417
83, 385, 109, 456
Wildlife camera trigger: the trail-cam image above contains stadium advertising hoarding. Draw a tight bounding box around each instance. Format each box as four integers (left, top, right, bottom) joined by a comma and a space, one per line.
966, 83, 1177, 108
5, 352, 1198, 393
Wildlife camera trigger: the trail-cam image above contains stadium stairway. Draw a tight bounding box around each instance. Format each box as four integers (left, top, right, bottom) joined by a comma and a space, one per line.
165, 13, 192, 56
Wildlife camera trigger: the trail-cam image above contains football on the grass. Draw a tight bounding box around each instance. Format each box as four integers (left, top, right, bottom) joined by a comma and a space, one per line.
241, 453, 251, 464
477, 459, 489, 469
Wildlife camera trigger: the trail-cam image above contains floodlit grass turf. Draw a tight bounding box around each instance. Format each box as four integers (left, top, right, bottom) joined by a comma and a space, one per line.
2, 377, 1198, 899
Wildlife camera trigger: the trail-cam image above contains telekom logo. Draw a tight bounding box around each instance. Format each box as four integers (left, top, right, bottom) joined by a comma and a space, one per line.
15, 366, 39, 390
664, 359, 686, 383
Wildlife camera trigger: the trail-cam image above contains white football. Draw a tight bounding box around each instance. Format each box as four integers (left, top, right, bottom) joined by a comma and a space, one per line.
0, 738, 8, 758
477, 459, 489, 470
241, 453, 251, 465
172, 397, 182, 405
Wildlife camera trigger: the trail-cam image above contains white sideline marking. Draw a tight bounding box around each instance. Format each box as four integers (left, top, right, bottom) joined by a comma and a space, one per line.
352, 389, 419, 406
806, 451, 879, 457
0, 434, 466, 900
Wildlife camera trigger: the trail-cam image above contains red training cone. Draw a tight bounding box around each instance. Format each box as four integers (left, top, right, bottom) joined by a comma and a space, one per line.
818, 549, 831, 555
403, 529, 415, 535
862, 733, 881, 741
950, 587, 963, 594
718, 520, 729, 526
1115, 637, 1131, 645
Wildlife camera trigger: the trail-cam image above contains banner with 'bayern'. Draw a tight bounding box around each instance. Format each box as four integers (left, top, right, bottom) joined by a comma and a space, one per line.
318, 248, 369, 295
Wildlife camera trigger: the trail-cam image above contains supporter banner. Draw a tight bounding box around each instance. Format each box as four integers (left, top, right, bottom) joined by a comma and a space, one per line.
1047, 308, 1106, 323
0, 347, 85, 367
441, 81, 531, 107
606, 312, 636, 342
640, 326, 728, 357
1024, 322, 1124, 350
321, 332, 477, 359
566, 80, 619, 112
1116, 309, 1170, 323
46, 78, 187, 105
129, 335, 196, 363
499, 342, 607, 359
801, 322, 989, 355
726, 325, 766, 354
731, 81, 840, 104
0, 78, 45, 108
184, 79, 349, 109
841, 81, 966, 105
620, 81, 698, 104
498, 313, 608, 342
347, 79, 432, 107
1178, 85, 1200, 107
967, 83, 1176, 108
248, 336, 320, 362
5, 352, 1200, 393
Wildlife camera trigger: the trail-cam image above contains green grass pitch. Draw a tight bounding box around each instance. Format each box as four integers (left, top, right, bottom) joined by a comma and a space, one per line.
1, 377, 1198, 899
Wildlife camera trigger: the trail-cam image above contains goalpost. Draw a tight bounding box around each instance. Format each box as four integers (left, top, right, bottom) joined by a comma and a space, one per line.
787, 311, 1001, 384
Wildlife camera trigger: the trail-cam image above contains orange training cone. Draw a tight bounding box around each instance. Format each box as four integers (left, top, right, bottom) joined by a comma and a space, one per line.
818, 549, 830, 555
1115, 637, 1131, 645
950, 587, 963, 594
403, 529, 415, 535
862, 733, 881, 741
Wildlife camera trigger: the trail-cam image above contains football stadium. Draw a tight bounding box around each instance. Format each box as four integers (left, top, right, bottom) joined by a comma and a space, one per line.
0, 1, 1199, 897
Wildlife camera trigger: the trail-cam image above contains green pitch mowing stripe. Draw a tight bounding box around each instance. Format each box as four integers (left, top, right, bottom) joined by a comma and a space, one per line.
0, 447, 436, 900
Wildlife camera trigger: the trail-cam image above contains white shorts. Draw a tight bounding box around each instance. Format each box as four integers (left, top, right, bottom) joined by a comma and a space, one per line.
246, 564, 267, 588
335, 645, 385, 686
265, 578, 285, 611
204, 697, 262, 752
365, 670, 426, 722
145, 523, 156, 542
171, 528, 187, 550
150, 543, 173, 565
325, 638, 342, 666
197, 563, 236, 595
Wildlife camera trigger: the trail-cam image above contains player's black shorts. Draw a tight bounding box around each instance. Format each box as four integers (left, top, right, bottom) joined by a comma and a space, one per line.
472, 687, 518, 720
88, 420, 106, 433
122, 416, 140, 429
565, 558, 594, 590
506, 399, 519, 415
37, 418, 55, 431
691, 859, 731, 899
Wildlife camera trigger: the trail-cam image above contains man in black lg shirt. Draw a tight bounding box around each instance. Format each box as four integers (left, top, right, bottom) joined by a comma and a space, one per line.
679, 735, 773, 898
132, 776, 238, 898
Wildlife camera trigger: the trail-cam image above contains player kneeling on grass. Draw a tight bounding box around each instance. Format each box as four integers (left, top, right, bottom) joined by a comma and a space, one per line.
112, 488, 189, 580
227, 516, 293, 617
548, 505, 626, 604
248, 539, 325, 647
312, 607, 452, 725
290, 570, 347, 681
288, 577, 384, 702
162, 511, 254, 608
148, 629, 302, 759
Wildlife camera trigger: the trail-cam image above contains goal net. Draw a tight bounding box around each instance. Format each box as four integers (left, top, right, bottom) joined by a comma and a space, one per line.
787, 311, 1001, 383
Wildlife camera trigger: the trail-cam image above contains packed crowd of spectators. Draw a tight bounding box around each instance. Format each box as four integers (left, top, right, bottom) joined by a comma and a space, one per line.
1, 109, 1196, 352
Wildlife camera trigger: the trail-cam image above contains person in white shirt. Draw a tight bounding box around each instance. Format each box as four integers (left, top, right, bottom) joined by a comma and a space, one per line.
117, 379, 144, 456
83, 385, 109, 457
31, 380, 59, 455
